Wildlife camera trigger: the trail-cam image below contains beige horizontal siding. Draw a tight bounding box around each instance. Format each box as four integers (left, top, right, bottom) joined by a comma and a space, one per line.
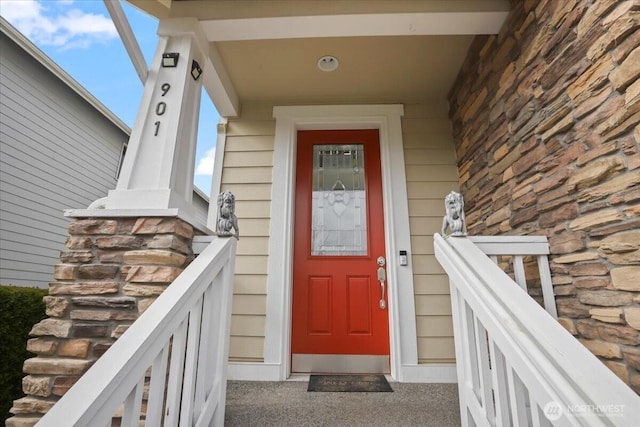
227, 120, 276, 137
236, 237, 270, 255
224, 151, 274, 168
222, 167, 273, 183
403, 103, 458, 364
232, 294, 268, 315
402, 117, 453, 138
410, 235, 436, 254
414, 295, 453, 316
229, 337, 265, 362
406, 182, 455, 200
405, 165, 459, 181
404, 149, 457, 165
235, 256, 269, 275
222, 103, 275, 363
231, 315, 266, 336
225, 135, 275, 151
409, 217, 444, 235
234, 275, 268, 294
411, 255, 445, 275
234, 200, 272, 218
418, 337, 457, 363
235, 219, 271, 237
413, 274, 450, 295
407, 200, 447, 218
222, 183, 272, 200
416, 316, 455, 337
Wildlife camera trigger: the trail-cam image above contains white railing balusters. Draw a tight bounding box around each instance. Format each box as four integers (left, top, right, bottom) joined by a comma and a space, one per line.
165, 318, 188, 425
470, 236, 557, 318
537, 255, 557, 318
513, 256, 527, 291
489, 341, 510, 427
435, 234, 640, 426
194, 283, 216, 421
36, 237, 237, 427
121, 377, 144, 427
146, 345, 169, 425
449, 285, 472, 426
464, 302, 481, 401
180, 298, 205, 426
506, 366, 528, 427
475, 321, 495, 424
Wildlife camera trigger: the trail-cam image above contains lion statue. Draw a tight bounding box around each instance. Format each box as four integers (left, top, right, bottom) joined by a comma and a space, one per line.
217, 191, 239, 239
441, 191, 467, 237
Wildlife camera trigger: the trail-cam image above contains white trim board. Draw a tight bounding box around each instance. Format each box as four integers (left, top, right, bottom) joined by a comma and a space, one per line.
229, 104, 430, 382
201, 11, 509, 41
227, 363, 457, 383
65, 208, 212, 235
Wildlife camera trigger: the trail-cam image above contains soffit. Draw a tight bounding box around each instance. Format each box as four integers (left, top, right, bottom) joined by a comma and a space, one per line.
216, 35, 474, 105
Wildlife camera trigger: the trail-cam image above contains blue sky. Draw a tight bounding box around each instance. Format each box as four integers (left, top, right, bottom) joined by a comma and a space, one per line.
0, 0, 219, 195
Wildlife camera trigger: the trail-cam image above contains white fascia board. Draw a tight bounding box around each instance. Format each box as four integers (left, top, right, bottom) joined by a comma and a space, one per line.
201, 11, 509, 42
0, 17, 131, 135
203, 43, 240, 118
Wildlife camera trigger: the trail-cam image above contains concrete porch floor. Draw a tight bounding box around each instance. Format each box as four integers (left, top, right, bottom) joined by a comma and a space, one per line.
224, 378, 461, 426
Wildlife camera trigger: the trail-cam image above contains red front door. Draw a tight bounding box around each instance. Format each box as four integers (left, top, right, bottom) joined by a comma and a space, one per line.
291, 129, 389, 373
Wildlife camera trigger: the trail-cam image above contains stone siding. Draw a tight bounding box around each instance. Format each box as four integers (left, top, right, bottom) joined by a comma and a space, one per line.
7, 217, 194, 426
448, 0, 639, 392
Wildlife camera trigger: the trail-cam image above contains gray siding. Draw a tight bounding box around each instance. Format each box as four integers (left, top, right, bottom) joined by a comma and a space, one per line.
193, 188, 210, 227
0, 32, 128, 287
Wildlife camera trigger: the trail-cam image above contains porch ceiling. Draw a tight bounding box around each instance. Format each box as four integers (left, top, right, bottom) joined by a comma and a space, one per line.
126, 0, 511, 116
216, 35, 474, 105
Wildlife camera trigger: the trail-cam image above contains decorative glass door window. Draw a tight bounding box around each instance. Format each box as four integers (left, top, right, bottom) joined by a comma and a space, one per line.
311, 144, 367, 256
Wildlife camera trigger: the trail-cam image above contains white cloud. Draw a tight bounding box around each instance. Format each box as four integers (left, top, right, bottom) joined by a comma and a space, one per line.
195, 147, 216, 176
0, 0, 117, 49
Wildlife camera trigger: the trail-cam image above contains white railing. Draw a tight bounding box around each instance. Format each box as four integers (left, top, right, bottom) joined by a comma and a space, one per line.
470, 236, 557, 318
37, 236, 237, 427
434, 234, 640, 426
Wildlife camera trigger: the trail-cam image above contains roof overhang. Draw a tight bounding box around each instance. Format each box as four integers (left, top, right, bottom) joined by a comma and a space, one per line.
125, 0, 510, 117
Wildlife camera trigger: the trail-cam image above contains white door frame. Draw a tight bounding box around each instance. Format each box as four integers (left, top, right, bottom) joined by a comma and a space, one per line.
257, 104, 418, 381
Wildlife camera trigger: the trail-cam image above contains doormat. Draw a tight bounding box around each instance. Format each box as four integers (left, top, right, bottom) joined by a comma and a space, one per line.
307, 375, 393, 392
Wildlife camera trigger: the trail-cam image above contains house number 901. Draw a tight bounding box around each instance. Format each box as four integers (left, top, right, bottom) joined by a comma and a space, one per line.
153, 83, 171, 136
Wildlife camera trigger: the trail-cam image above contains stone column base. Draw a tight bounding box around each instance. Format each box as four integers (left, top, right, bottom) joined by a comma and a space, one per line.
6, 217, 195, 426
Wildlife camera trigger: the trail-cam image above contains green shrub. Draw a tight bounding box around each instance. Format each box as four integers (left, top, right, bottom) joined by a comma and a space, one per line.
0, 285, 48, 422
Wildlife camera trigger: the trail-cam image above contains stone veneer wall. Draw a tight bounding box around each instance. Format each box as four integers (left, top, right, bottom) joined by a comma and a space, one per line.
7, 217, 195, 427
448, 0, 639, 392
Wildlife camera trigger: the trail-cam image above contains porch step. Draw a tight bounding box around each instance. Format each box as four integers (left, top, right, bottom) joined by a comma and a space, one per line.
224, 380, 460, 426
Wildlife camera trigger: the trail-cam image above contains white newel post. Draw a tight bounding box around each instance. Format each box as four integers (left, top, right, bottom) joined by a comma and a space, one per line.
105, 18, 207, 220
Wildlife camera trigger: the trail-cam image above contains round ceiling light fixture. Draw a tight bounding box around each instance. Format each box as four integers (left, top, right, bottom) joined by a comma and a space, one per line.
317, 55, 339, 72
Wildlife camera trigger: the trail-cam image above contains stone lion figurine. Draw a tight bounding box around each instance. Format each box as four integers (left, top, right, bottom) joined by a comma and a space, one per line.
217, 191, 239, 239
441, 191, 467, 237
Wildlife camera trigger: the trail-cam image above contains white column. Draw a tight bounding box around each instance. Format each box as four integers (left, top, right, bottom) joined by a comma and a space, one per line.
105, 18, 207, 218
